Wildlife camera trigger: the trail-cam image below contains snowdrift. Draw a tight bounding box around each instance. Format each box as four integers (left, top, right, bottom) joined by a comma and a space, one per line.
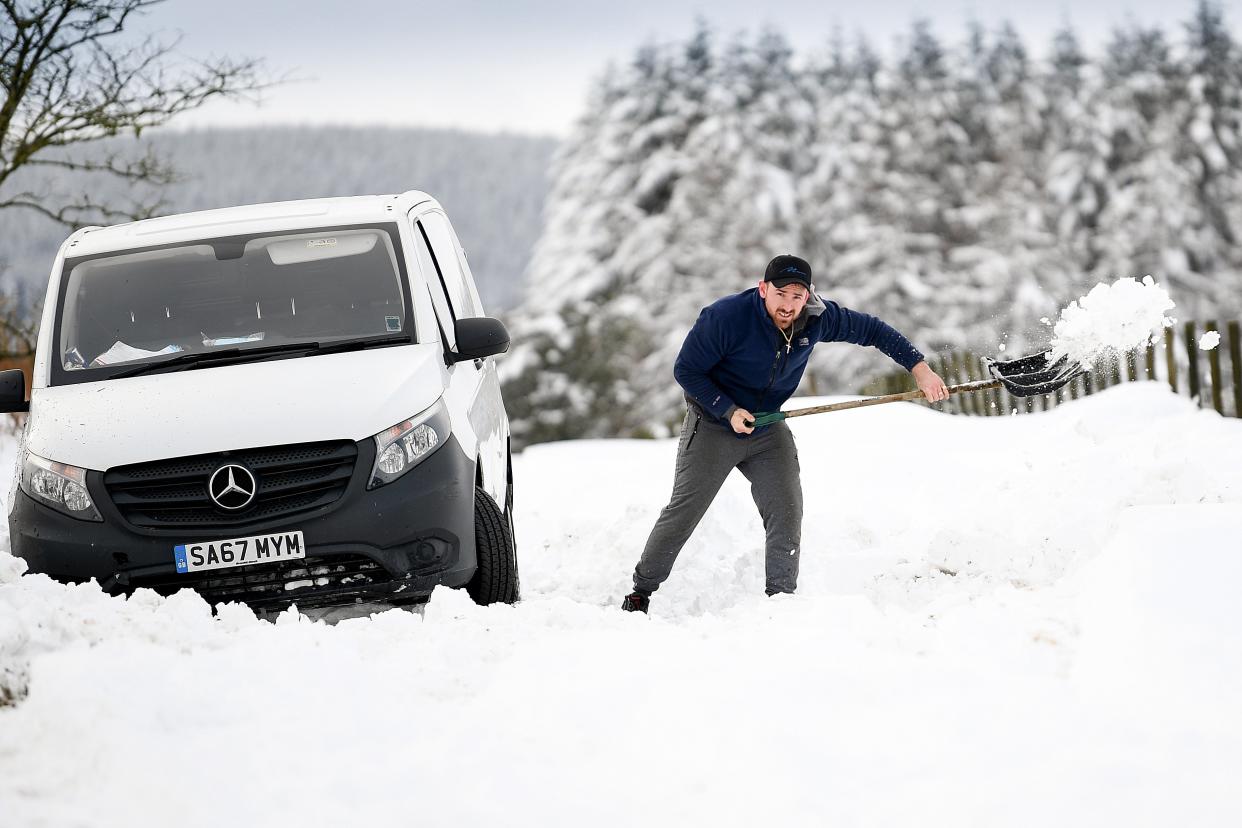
1, 383, 1240, 826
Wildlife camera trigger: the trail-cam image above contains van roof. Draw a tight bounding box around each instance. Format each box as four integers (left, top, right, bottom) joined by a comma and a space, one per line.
61, 191, 438, 258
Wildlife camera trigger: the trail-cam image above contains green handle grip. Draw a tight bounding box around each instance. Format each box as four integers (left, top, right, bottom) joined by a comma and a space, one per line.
743, 411, 787, 428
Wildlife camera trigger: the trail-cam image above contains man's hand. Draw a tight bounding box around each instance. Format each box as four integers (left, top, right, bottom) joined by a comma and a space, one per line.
730, 408, 755, 434
912, 361, 950, 403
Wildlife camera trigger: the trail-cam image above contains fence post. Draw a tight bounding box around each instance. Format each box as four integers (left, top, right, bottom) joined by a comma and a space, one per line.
949, 352, 963, 415
1230, 321, 1242, 418
1145, 341, 1156, 381
1125, 350, 1139, 382
1165, 327, 1178, 394
975, 353, 988, 415
1185, 321, 1201, 405
1206, 320, 1224, 415
976, 352, 989, 415
963, 353, 982, 416
989, 355, 1004, 414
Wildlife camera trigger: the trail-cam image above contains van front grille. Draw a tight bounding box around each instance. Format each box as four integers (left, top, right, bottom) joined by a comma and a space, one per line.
127, 553, 390, 610
103, 441, 358, 530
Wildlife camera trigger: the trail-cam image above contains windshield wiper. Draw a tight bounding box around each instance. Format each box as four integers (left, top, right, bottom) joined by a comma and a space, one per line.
310, 334, 409, 355
109, 347, 244, 379
109, 335, 410, 379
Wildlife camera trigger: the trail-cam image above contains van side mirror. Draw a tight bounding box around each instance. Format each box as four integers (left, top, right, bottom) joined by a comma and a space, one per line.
451, 317, 510, 363
0, 369, 29, 413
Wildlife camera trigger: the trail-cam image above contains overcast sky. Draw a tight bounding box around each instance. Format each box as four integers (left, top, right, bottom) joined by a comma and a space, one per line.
157, 0, 1228, 136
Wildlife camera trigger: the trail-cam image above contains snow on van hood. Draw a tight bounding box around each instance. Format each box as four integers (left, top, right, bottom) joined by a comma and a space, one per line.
26, 344, 446, 470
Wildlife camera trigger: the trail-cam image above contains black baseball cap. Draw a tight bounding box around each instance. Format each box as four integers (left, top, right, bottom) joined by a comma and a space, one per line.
764, 254, 812, 289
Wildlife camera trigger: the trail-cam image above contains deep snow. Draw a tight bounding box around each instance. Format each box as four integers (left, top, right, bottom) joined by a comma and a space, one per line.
1, 383, 1241, 826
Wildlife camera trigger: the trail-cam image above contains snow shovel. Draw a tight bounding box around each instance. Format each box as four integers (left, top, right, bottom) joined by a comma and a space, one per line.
743, 350, 1085, 428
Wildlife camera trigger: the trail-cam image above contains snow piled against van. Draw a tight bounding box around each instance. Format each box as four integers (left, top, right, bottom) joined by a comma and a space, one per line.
2, 382, 1241, 827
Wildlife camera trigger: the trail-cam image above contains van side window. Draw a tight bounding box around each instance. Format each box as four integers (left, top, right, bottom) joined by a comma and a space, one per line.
419, 212, 480, 319
409, 218, 456, 349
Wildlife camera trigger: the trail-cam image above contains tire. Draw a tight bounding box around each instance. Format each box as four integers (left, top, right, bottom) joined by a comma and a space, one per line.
467, 486, 519, 605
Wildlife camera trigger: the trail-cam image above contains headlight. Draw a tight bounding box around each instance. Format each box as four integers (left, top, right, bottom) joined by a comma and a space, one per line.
20, 451, 102, 521
368, 401, 451, 489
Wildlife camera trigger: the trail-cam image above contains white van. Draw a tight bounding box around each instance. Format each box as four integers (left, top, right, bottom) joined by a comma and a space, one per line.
1, 192, 519, 611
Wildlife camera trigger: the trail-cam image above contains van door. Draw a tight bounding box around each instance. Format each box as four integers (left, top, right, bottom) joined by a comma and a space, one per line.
409, 210, 506, 508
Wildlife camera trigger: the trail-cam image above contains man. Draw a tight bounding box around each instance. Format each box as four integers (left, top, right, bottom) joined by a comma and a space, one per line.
621, 254, 949, 613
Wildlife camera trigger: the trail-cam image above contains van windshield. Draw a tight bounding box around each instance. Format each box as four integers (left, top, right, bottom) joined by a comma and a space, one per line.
54, 224, 411, 383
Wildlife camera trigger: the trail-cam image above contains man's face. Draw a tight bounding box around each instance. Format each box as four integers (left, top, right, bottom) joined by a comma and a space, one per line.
759, 280, 810, 330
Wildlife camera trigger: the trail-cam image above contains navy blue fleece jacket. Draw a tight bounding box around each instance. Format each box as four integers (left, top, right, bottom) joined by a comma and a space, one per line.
673, 288, 925, 428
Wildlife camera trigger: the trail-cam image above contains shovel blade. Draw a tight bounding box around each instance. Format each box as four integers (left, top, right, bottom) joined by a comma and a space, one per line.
984, 349, 1085, 397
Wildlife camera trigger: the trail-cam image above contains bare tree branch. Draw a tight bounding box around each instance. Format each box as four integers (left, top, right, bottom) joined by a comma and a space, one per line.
0, 0, 270, 227
25, 147, 177, 185
0, 188, 167, 225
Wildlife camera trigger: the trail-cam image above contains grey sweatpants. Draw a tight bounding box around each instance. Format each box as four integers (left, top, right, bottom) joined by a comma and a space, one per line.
633, 407, 803, 596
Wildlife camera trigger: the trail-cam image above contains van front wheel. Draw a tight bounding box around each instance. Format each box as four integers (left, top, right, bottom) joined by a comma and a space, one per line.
466, 487, 520, 605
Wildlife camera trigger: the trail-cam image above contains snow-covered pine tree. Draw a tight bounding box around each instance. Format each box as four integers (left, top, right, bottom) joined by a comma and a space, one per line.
814, 21, 986, 369
502, 26, 732, 444
959, 23, 1067, 354
1091, 24, 1210, 316
799, 32, 923, 392
1041, 25, 1110, 296
1172, 0, 1242, 316
721, 27, 815, 242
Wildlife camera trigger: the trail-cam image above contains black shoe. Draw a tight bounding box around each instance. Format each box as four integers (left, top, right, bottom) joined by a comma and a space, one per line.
621, 592, 650, 613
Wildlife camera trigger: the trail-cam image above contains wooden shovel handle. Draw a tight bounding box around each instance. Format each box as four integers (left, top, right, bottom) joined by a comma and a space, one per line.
781, 378, 1001, 418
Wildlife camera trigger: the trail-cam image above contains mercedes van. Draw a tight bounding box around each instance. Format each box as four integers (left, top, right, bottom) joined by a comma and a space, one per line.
1, 192, 519, 612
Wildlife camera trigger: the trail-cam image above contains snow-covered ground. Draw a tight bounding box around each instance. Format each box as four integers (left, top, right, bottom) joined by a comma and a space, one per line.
1, 383, 1240, 826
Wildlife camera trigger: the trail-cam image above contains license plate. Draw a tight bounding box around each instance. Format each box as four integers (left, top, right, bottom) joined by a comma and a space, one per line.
174, 530, 305, 574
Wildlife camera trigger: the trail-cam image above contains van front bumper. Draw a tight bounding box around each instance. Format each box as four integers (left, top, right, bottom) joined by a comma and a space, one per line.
8, 436, 478, 612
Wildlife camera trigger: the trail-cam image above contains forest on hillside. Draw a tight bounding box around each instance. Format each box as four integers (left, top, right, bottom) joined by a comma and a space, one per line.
0, 126, 556, 312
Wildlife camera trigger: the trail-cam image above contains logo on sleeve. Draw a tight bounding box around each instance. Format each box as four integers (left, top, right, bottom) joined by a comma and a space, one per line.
798, 337, 810, 347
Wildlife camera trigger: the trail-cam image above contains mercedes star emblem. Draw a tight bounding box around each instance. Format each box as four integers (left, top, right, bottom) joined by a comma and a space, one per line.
208, 464, 257, 511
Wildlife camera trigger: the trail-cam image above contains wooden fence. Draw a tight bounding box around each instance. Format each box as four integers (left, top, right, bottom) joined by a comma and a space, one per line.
859, 320, 1242, 419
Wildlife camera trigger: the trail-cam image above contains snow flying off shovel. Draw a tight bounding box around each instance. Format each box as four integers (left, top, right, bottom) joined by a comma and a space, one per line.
744, 350, 1086, 428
